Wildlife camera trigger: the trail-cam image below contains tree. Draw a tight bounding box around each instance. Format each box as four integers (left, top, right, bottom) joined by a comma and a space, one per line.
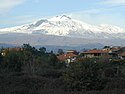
39, 47, 46, 55
103, 46, 110, 49
47, 54, 58, 67
63, 60, 106, 91
58, 49, 64, 55
0, 52, 3, 63
22, 44, 38, 54
3, 51, 23, 72
23, 44, 32, 51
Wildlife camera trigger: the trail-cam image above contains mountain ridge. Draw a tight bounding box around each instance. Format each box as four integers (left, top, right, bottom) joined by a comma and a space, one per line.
0, 15, 125, 39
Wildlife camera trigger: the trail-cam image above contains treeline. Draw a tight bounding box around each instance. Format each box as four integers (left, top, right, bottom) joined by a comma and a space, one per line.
0, 44, 125, 94
0, 44, 66, 76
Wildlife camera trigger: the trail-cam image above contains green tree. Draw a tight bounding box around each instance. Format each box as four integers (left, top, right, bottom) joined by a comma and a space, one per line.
103, 46, 110, 49
63, 60, 105, 91
23, 44, 38, 55
58, 49, 64, 55
3, 51, 23, 72
47, 54, 58, 67
39, 47, 46, 55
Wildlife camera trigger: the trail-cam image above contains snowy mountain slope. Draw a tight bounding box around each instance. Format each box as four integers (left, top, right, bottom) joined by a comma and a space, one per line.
0, 15, 125, 39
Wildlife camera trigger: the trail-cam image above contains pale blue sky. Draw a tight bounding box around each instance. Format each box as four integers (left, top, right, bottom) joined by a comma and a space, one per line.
0, 0, 125, 28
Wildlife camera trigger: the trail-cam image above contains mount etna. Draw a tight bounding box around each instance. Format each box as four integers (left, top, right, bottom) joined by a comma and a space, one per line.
0, 15, 125, 49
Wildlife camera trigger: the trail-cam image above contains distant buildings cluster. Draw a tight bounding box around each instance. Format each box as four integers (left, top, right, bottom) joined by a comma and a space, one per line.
57, 46, 125, 63
1, 46, 125, 64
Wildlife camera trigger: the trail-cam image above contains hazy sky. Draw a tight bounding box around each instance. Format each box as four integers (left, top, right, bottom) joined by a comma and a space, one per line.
0, 0, 125, 28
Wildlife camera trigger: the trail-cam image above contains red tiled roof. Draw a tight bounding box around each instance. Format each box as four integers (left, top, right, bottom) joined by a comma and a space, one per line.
9, 47, 23, 51
3, 47, 23, 52
57, 53, 77, 61
81, 50, 108, 54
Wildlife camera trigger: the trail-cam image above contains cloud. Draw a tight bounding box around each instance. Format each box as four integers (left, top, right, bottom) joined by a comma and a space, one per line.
0, 0, 25, 14
0, 15, 40, 28
68, 0, 125, 28
69, 7, 109, 17
69, 6, 125, 28
101, 0, 125, 6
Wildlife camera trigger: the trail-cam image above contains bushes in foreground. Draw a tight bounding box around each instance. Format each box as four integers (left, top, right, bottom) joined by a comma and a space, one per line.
1, 44, 125, 94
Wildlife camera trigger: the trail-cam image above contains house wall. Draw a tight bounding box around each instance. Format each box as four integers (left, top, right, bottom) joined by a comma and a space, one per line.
84, 53, 108, 58
84, 54, 94, 58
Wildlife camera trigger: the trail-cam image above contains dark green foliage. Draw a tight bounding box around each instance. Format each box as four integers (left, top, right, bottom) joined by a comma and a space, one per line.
0, 52, 3, 63
58, 49, 64, 55
0, 44, 64, 73
63, 57, 125, 91
63, 61, 106, 91
47, 54, 58, 67
103, 46, 110, 48
22, 44, 38, 55
2, 51, 23, 72
39, 47, 46, 54
1, 44, 125, 94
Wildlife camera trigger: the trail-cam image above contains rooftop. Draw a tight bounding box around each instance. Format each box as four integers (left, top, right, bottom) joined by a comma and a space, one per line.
57, 53, 77, 61
81, 50, 108, 54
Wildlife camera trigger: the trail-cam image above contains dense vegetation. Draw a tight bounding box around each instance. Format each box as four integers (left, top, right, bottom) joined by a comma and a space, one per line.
0, 44, 125, 94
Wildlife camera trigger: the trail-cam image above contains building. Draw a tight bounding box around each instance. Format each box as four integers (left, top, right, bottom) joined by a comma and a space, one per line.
1, 47, 23, 56
66, 50, 78, 55
108, 47, 121, 58
57, 53, 77, 63
81, 49, 109, 58
118, 52, 125, 59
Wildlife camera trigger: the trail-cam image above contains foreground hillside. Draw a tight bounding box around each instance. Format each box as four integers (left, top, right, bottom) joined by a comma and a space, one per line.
1, 73, 125, 94
1, 44, 125, 94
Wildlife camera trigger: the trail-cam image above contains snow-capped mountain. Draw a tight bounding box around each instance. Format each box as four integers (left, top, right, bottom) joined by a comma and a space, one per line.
0, 15, 125, 39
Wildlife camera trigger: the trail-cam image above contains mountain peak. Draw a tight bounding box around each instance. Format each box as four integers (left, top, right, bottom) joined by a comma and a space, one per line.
60, 15, 71, 19
33, 19, 48, 27
49, 15, 72, 21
